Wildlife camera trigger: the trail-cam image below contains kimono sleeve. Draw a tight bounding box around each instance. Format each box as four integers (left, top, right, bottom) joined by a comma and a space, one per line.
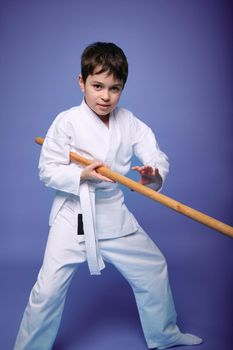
38, 113, 81, 196
132, 116, 170, 191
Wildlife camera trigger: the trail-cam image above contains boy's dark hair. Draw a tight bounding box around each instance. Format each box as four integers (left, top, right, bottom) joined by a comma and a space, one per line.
81, 42, 128, 87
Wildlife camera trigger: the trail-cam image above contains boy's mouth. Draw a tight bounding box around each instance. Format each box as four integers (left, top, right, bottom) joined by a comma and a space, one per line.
98, 103, 111, 107
97, 104, 111, 109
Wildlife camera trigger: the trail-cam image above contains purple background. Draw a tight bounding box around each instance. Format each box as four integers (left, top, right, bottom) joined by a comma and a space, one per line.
1, 0, 232, 349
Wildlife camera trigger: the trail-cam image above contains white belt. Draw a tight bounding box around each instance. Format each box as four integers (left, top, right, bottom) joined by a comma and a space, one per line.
79, 182, 105, 275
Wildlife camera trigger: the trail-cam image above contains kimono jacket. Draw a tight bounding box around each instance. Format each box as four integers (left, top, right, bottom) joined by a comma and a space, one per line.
39, 100, 169, 274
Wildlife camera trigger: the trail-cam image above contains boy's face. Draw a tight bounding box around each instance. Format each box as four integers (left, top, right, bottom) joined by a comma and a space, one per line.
79, 68, 123, 119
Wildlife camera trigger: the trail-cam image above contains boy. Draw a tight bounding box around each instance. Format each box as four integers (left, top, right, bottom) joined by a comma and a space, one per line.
14, 42, 202, 349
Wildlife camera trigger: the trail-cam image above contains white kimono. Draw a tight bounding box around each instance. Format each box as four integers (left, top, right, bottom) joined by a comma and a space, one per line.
39, 100, 169, 274
14, 101, 184, 350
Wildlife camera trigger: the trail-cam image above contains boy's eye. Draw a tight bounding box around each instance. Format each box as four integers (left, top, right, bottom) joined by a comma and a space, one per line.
92, 84, 122, 93
93, 84, 102, 90
111, 86, 121, 92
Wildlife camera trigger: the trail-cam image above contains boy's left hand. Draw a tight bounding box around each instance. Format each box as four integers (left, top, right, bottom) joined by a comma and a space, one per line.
131, 165, 159, 185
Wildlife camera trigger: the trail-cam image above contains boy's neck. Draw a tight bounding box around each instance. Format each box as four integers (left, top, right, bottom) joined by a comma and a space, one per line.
97, 114, 110, 128
84, 99, 110, 128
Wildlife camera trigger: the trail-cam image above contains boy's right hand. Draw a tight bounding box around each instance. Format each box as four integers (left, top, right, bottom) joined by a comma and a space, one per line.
80, 161, 114, 183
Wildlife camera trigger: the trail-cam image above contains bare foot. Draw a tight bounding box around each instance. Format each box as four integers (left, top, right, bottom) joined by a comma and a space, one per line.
157, 333, 203, 349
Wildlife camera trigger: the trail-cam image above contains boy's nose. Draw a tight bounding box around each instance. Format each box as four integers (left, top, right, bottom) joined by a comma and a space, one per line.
101, 89, 110, 101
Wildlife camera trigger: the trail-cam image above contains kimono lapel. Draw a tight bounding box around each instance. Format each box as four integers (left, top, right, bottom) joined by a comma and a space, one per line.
80, 100, 121, 165
104, 108, 121, 167
80, 100, 110, 161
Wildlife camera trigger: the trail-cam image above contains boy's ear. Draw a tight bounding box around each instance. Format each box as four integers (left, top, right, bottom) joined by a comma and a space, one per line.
78, 74, 85, 92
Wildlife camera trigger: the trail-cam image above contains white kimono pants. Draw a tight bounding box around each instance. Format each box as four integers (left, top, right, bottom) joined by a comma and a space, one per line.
14, 204, 181, 350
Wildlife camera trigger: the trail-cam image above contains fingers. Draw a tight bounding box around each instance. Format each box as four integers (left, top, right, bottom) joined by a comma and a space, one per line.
131, 166, 141, 172
87, 160, 104, 171
132, 165, 158, 176
81, 161, 115, 183
132, 165, 153, 172
89, 161, 114, 182
94, 171, 114, 182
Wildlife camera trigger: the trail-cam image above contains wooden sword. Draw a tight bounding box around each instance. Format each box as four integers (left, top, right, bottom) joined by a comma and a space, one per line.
35, 136, 233, 238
